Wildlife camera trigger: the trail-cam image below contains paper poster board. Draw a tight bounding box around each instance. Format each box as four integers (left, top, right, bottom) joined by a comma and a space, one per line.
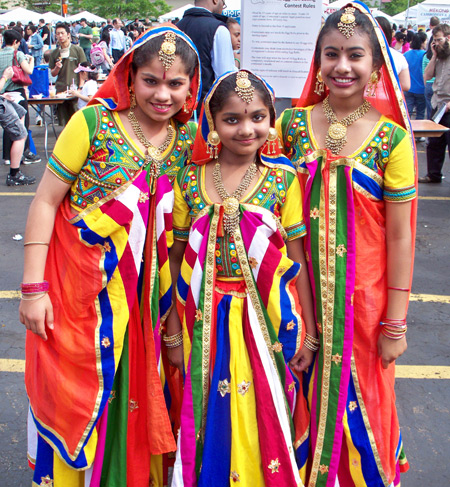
241, 0, 323, 99
417, 4, 450, 24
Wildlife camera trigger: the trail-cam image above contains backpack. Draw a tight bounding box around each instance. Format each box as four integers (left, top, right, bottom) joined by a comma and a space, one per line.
90, 43, 105, 66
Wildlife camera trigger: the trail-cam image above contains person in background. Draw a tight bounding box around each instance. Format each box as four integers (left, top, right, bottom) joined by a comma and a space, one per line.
38, 18, 50, 52
423, 39, 435, 119
376, 16, 410, 91
0, 29, 41, 165
420, 23, 450, 183
226, 17, 240, 67
110, 18, 126, 63
92, 22, 100, 43
427, 16, 440, 40
78, 18, 93, 62
404, 32, 427, 122
177, 0, 237, 109
70, 21, 79, 44
97, 29, 114, 73
49, 22, 86, 124
69, 62, 98, 110
0, 66, 35, 186
26, 25, 44, 66
393, 31, 407, 53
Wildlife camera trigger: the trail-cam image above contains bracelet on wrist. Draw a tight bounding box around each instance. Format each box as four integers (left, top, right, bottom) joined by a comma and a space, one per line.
163, 331, 183, 349
24, 241, 50, 247
21, 281, 49, 294
303, 332, 320, 352
21, 292, 47, 301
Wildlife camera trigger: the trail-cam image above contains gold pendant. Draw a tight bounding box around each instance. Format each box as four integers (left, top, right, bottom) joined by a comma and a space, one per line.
223, 197, 239, 215
327, 122, 347, 140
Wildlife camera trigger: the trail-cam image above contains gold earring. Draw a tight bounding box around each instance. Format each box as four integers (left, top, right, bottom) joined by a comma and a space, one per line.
207, 130, 220, 159
366, 71, 379, 97
183, 90, 192, 113
314, 69, 324, 96
266, 127, 279, 155
129, 87, 136, 110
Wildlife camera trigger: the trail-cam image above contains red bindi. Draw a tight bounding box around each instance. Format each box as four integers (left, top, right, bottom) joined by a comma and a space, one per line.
163, 71, 166, 80
244, 109, 248, 114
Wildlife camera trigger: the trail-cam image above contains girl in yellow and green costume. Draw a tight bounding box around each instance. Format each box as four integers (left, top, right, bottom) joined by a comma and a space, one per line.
20, 25, 201, 487
277, 3, 417, 486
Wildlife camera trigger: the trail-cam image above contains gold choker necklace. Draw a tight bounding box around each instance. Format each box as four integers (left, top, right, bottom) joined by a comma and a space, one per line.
213, 160, 258, 234
322, 96, 371, 155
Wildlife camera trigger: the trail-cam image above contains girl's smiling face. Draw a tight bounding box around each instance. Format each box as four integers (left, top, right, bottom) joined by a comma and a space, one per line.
320, 29, 376, 101
213, 92, 271, 158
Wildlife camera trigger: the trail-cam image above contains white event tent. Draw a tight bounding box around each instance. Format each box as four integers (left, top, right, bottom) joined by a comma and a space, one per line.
159, 4, 194, 22
66, 11, 106, 24
42, 11, 66, 23
0, 7, 41, 25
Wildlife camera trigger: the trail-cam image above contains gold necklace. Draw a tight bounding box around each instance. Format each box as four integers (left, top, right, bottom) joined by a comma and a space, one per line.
322, 96, 371, 155
213, 160, 258, 234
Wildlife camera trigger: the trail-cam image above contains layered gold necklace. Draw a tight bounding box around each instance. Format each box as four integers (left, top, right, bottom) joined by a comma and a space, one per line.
322, 96, 371, 155
213, 160, 258, 234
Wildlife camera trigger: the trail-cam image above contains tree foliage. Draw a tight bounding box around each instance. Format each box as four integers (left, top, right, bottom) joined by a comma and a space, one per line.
382, 0, 423, 18
77, 0, 171, 19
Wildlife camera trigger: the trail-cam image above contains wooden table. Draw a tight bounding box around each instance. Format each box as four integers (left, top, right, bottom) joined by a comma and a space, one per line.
411, 120, 449, 138
28, 96, 76, 160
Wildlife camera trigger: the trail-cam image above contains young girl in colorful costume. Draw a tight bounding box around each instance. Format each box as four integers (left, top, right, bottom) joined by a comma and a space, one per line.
20, 26, 200, 487
166, 70, 317, 486
277, 3, 417, 486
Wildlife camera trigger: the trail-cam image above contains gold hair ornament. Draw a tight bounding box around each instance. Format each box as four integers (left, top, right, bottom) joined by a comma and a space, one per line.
338, 7, 357, 39
159, 31, 177, 71
235, 71, 255, 104
315, 68, 325, 96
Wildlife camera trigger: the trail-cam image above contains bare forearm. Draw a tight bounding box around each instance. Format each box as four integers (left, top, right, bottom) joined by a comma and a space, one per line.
424, 56, 437, 81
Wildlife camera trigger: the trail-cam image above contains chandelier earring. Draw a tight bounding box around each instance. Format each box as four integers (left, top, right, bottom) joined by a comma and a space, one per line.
129, 87, 136, 110
207, 130, 221, 159
366, 71, 379, 97
183, 90, 192, 113
266, 127, 279, 155
315, 69, 324, 96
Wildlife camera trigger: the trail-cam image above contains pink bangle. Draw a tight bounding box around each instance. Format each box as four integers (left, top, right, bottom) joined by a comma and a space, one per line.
387, 287, 410, 292
21, 281, 49, 294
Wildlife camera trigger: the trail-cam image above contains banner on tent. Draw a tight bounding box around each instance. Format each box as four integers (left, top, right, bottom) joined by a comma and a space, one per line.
241, 0, 322, 99
417, 4, 450, 23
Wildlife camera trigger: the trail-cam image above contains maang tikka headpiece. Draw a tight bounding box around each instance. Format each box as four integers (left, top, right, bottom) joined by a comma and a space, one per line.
159, 31, 177, 70
235, 71, 255, 104
338, 7, 357, 39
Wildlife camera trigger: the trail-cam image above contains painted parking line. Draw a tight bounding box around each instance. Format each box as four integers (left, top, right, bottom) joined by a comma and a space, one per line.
0, 192, 35, 196
418, 196, 450, 201
1, 358, 448, 379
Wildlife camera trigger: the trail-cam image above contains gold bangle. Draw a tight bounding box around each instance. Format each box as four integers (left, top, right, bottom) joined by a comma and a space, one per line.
21, 292, 47, 301
305, 333, 320, 345
163, 331, 183, 343
23, 242, 50, 247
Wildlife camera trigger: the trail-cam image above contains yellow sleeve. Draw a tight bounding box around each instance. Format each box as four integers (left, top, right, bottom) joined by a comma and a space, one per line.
280, 171, 307, 240
46, 109, 91, 184
173, 175, 192, 241
383, 126, 416, 203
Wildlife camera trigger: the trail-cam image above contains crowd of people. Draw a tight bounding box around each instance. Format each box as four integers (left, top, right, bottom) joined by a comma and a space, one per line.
1, 0, 448, 486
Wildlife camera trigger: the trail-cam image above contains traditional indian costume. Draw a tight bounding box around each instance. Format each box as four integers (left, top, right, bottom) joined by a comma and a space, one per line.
276, 3, 417, 486
25, 25, 201, 487
171, 71, 311, 487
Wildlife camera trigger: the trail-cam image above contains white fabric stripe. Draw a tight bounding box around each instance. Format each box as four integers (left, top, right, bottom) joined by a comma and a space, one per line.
84, 465, 93, 486
172, 428, 184, 487
188, 227, 205, 308
156, 189, 174, 241
247, 225, 272, 281
27, 407, 37, 464
247, 298, 303, 485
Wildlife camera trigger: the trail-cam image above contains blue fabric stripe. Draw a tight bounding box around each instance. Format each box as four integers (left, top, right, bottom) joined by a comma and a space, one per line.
176, 273, 190, 303
199, 295, 232, 487
160, 286, 172, 319
347, 375, 385, 487
278, 261, 301, 362
352, 168, 383, 200
33, 433, 54, 485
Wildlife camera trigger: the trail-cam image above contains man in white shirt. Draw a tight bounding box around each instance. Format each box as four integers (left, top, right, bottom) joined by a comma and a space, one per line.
110, 18, 126, 64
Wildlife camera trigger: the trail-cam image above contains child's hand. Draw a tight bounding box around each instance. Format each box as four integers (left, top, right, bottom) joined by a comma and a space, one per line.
167, 345, 184, 373
19, 294, 54, 341
289, 345, 314, 373
377, 334, 407, 369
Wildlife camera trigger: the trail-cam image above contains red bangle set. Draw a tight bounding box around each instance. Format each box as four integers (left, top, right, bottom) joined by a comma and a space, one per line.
387, 286, 410, 292
380, 317, 407, 340
21, 281, 49, 294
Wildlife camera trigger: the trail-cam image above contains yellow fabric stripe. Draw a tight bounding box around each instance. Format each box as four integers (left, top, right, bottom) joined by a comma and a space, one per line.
342, 409, 366, 486
150, 454, 163, 487
229, 296, 264, 485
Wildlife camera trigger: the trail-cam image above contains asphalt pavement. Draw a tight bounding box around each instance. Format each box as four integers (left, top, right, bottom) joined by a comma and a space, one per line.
0, 118, 449, 486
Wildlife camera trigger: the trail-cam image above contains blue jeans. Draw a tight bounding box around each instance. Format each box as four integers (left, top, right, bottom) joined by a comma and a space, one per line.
404, 91, 426, 120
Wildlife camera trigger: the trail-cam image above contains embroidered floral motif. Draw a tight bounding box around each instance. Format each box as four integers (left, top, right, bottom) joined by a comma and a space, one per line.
108, 390, 116, 403
101, 336, 111, 348
305, 251, 310, 262
195, 309, 203, 322
237, 380, 251, 396
129, 399, 139, 412
40, 475, 53, 486
352, 459, 359, 467
230, 471, 240, 482
287, 320, 295, 330
139, 191, 149, 203
310, 207, 320, 220
248, 256, 258, 269
268, 458, 280, 473
272, 342, 283, 353
331, 353, 342, 365
103, 241, 111, 252
218, 379, 231, 397
351, 293, 354, 306
276, 266, 286, 276
288, 382, 295, 392
336, 244, 347, 257
319, 464, 329, 475
349, 401, 358, 412
317, 322, 322, 333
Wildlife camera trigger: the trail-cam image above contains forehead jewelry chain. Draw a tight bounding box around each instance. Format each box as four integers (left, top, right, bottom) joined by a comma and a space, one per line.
159, 31, 177, 71
213, 160, 257, 234
235, 71, 255, 104
322, 96, 371, 155
338, 7, 357, 38
128, 107, 175, 192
